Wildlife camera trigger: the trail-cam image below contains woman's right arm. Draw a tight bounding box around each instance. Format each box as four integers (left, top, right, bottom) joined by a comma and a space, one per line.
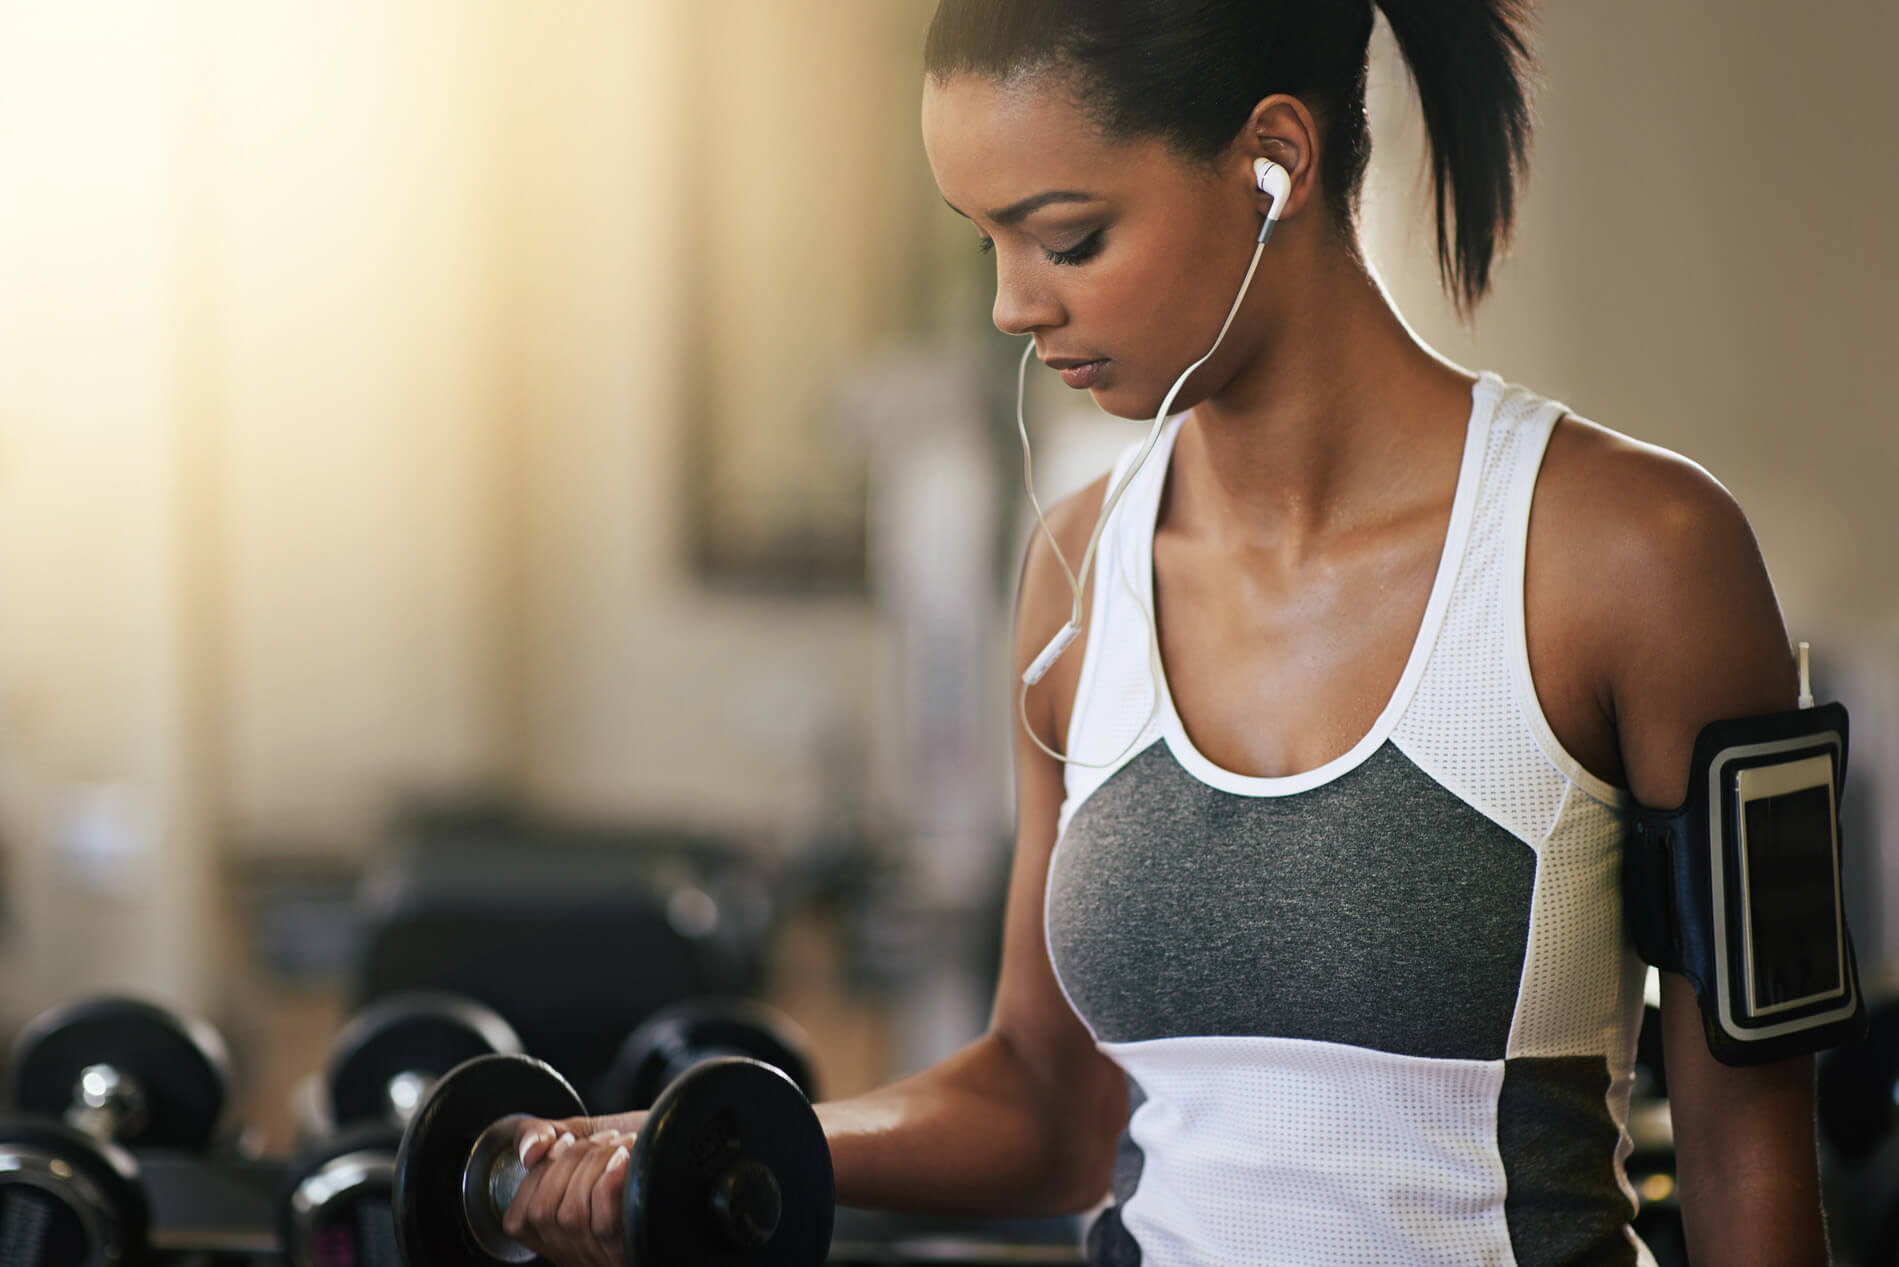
504, 477, 1128, 1262
819, 473, 1127, 1217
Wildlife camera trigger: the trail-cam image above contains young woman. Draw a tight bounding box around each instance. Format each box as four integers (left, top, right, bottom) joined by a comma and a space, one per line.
504, 2, 1830, 1263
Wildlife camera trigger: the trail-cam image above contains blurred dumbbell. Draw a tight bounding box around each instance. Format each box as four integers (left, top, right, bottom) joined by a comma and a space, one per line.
1818, 999, 1899, 1267
293, 992, 526, 1144
0, 995, 231, 1267
598, 998, 818, 1112
280, 993, 522, 1267
1818, 998, 1899, 1163
394, 1052, 833, 1266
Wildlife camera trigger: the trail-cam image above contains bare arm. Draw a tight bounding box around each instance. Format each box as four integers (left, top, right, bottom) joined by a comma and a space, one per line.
1584, 438, 1829, 1265
503, 477, 1129, 1266
818, 474, 1127, 1215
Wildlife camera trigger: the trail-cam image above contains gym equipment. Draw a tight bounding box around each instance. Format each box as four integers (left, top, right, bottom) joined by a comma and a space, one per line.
1818, 997, 1899, 1163
281, 993, 523, 1267
0, 996, 232, 1266
1849, 1132, 1899, 1267
354, 823, 776, 1102
280, 1121, 405, 1267
393, 1052, 833, 1266
599, 999, 817, 1112
8, 996, 230, 1151
325, 992, 524, 1134
1819, 999, 1899, 1266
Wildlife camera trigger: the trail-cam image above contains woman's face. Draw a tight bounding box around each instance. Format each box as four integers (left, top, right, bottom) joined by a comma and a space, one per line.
921, 71, 1266, 420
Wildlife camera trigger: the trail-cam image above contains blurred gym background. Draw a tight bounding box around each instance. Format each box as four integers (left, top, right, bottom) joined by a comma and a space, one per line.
0, 0, 1895, 1250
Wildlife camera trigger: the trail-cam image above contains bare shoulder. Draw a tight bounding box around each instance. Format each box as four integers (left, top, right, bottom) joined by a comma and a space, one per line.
1529, 413, 1795, 805
1536, 414, 1764, 578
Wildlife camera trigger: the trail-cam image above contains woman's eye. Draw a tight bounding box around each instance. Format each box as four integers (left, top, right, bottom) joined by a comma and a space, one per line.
977, 236, 994, 255
1043, 229, 1103, 267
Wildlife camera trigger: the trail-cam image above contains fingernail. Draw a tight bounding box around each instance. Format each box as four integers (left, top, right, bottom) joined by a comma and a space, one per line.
589, 1129, 620, 1145
606, 1145, 629, 1174
550, 1132, 576, 1158
518, 1129, 549, 1166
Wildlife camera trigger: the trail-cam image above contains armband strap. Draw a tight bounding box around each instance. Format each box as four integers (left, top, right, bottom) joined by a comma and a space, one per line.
1623, 702, 1866, 1066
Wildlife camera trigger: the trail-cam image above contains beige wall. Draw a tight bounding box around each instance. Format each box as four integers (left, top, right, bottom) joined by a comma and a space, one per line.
1, 2, 1895, 1021
1365, 2, 1899, 641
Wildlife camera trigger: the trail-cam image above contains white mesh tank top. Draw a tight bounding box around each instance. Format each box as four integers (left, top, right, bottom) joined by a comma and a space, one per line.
1044, 372, 1655, 1267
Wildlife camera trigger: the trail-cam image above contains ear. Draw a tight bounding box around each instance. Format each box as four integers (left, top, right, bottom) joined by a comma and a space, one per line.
1240, 94, 1321, 224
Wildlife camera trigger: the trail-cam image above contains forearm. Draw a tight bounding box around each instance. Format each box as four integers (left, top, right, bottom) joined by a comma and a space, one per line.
816, 1031, 1118, 1217
1669, 1039, 1829, 1267
1676, 1135, 1828, 1266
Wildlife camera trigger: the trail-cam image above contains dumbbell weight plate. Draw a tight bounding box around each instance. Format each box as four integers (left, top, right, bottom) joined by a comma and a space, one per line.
603, 999, 819, 1112
279, 1122, 405, 1267
393, 1055, 586, 1267
8, 997, 229, 1151
327, 994, 523, 1132
0, 1115, 149, 1267
1818, 998, 1899, 1162
625, 1058, 833, 1267
1850, 1133, 1899, 1267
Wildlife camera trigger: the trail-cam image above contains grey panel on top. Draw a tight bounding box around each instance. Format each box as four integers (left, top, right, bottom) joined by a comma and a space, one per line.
1498, 1056, 1639, 1266
1048, 740, 1535, 1059
1085, 1075, 1147, 1267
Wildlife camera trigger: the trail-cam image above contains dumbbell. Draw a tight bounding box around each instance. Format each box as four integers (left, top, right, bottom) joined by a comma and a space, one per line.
393, 1053, 833, 1266
1818, 998, 1899, 1163
281, 993, 523, 1267
0, 995, 231, 1267
599, 999, 818, 1112
1816, 999, 1899, 1267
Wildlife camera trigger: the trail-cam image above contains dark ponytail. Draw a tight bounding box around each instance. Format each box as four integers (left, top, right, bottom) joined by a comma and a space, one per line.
924, 0, 1540, 316
1373, 0, 1536, 313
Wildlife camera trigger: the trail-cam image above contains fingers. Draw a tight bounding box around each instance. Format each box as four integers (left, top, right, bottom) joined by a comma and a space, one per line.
502, 1124, 635, 1267
589, 1135, 633, 1243
515, 1117, 561, 1168
558, 1131, 628, 1241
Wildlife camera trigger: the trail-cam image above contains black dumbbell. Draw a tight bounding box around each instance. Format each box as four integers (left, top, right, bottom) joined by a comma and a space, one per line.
1818, 997, 1899, 1163
393, 1053, 834, 1266
322, 993, 525, 1137
1848, 1133, 1899, 1267
281, 993, 523, 1267
599, 999, 818, 1113
0, 995, 231, 1267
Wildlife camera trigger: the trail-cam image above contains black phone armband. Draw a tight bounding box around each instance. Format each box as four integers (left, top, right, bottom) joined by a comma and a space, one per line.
1623, 703, 1866, 1065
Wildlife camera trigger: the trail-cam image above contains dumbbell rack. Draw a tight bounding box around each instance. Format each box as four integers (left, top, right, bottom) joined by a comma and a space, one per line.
137, 1158, 1086, 1264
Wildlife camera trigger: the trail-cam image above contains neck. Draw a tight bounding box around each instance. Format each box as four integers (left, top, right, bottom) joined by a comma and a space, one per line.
1173, 244, 1475, 562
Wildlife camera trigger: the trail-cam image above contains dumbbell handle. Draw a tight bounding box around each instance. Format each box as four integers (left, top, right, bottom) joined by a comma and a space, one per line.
66, 1064, 145, 1145
461, 1114, 783, 1259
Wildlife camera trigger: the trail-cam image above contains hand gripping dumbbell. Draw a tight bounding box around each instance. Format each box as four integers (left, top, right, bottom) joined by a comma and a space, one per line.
0, 995, 231, 1267
393, 1052, 834, 1266
281, 993, 524, 1267
598, 999, 818, 1113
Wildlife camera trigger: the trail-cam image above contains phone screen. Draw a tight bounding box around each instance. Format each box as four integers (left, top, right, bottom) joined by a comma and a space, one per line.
1741, 783, 1842, 1012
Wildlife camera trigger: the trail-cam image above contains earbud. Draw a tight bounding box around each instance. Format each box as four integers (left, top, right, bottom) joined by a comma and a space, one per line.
1253, 158, 1290, 240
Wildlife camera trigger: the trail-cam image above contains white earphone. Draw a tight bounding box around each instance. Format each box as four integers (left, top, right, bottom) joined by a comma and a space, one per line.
1254, 156, 1291, 236
1014, 158, 1290, 767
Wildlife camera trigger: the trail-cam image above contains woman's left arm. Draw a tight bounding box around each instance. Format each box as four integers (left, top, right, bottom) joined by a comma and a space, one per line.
1590, 440, 1830, 1265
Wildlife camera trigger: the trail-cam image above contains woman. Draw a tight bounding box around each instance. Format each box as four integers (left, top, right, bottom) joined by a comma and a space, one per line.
505, 1, 1830, 1263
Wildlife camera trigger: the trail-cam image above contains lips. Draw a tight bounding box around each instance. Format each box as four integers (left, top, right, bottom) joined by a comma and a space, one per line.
1045, 357, 1109, 390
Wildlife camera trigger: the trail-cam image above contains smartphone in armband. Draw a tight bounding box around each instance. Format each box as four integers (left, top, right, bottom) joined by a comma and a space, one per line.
1624, 702, 1866, 1066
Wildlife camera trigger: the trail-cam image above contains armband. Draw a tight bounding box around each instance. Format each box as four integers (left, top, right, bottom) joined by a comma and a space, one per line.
1623, 702, 1866, 1065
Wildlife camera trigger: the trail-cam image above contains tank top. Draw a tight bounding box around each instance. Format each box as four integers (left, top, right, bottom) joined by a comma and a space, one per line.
1044, 372, 1655, 1267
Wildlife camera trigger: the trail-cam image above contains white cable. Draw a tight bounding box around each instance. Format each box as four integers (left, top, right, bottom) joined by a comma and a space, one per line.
1797, 640, 1814, 710
1017, 222, 1275, 768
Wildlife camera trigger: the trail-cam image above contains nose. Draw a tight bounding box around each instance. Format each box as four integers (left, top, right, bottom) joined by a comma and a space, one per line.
990, 252, 1064, 337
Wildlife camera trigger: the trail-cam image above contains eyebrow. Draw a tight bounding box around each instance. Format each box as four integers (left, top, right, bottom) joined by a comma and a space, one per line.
942, 190, 1101, 227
